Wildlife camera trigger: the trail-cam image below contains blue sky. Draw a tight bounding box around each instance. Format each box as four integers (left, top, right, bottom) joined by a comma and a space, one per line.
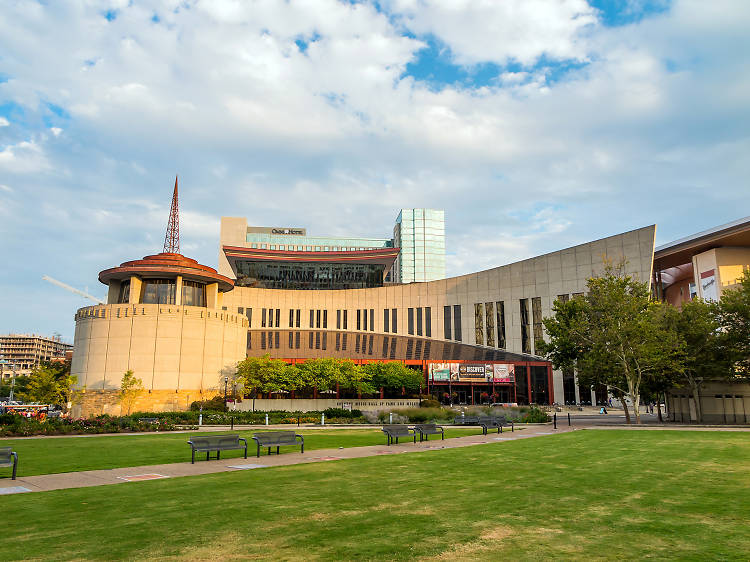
0, 0, 748, 341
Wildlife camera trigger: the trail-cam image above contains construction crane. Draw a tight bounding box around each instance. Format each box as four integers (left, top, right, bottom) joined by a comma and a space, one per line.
42, 275, 105, 304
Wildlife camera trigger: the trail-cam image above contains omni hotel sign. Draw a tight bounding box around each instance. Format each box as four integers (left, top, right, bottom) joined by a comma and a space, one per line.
429, 363, 515, 383
271, 228, 305, 235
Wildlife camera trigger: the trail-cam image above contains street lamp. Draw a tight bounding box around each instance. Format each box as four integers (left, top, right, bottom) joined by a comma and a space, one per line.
224, 376, 229, 413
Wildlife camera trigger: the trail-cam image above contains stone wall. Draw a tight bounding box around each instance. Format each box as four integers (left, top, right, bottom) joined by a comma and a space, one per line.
73, 388, 221, 418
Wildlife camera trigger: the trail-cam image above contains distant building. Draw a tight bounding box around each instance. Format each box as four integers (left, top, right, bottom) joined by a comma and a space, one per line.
392, 209, 446, 283
0, 334, 73, 379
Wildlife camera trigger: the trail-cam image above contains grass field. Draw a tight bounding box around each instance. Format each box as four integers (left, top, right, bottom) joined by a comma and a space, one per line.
2, 430, 749, 560
0, 427, 482, 476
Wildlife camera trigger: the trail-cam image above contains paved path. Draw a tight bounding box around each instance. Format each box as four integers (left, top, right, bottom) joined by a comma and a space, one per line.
0, 424, 570, 495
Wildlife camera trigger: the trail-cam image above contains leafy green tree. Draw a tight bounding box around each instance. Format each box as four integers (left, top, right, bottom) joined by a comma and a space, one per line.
236, 355, 300, 396
0, 375, 29, 400
118, 370, 144, 415
338, 361, 374, 397
362, 362, 423, 395
718, 269, 750, 374
22, 366, 63, 404
539, 264, 684, 424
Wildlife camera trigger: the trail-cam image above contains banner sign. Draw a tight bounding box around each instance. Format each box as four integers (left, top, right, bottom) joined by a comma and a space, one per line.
428, 363, 515, 383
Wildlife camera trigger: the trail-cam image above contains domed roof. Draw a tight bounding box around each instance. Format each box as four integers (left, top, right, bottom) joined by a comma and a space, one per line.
98, 252, 234, 292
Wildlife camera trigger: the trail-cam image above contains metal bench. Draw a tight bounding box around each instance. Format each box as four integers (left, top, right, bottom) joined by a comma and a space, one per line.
413, 423, 444, 442
381, 424, 416, 445
479, 415, 513, 434
251, 431, 304, 458
187, 434, 248, 464
0, 447, 18, 480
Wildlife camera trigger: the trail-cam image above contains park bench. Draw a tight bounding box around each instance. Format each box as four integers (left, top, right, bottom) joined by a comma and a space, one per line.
251, 431, 304, 458
479, 415, 513, 434
413, 423, 444, 442
0, 447, 18, 480
381, 424, 416, 445
187, 434, 248, 464
138, 417, 159, 424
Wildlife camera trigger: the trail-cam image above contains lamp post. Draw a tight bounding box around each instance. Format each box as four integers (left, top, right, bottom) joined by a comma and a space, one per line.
224, 376, 228, 413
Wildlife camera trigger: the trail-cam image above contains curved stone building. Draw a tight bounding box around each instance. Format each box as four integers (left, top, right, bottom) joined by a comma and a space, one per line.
71, 252, 247, 415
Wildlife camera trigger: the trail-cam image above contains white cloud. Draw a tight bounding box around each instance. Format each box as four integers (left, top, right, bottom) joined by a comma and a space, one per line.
0, 117, 9, 127
0, 0, 748, 340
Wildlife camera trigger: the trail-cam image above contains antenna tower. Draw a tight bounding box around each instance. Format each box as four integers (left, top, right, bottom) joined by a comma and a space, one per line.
163, 175, 180, 254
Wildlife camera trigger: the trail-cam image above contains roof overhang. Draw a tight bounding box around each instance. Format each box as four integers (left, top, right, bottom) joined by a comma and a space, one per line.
654, 216, 750, 271
223, 245, 399, 270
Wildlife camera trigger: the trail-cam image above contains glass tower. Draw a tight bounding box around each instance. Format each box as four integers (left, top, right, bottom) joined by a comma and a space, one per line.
393, 209, 446, 283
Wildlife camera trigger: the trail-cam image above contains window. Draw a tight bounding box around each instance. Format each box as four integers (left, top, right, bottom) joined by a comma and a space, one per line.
425, 307, 431, 337
453, 305, 462, 341
262, 308, 267, 328
275, 308, 280, 328
246, 308, 252, 328
370, 309, 374, 332
383, 309, 389, 333
408, 308, 414, 335
416, 307, 423, 336
391, 308, 397, 333
238, 307, 244, 314
309, 310, 314, 328
279, 245, 285, 251
515, 366, 529, 405
343, 310, 348, 330
140, 279, 176, 305
181, 280, 206, 307
296, 309, 300, 328
532, 297, 543, 352
323, 310, 328, 329
474, 303, 484, 345
485, 302, 495, 347
289, 309, 294, 328
496, 301, 505, 348
337, 310, 341, 330
563, 368, 576, 405
316, 309, 321, 329
557, 294, 569, 303
363, 309, 368, 331
117, 280, 130, 304
444, 305, 452, 340
270, 245, 276, 250
357, 309, 361, 331
520, 299, 530, 354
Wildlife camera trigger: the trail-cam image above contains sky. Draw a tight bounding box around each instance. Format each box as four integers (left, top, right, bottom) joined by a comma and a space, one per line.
1, 0, 748, 342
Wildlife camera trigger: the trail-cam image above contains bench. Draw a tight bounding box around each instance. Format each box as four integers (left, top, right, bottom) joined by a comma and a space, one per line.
0, 447, 18, 480
479, 415, 513, 434
381, 424, 416, 446
413, 423, 444, 442
251, 431, 304, 457
187, 434, 248, 464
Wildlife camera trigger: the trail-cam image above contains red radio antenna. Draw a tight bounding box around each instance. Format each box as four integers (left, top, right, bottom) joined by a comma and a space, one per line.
163, 175, 180, 254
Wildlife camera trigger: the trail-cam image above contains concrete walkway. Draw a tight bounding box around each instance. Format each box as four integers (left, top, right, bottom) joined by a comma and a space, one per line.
0, 424, 570, 495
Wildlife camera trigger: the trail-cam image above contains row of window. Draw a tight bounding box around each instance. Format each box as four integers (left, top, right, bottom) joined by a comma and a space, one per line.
117, 279, 206, 307
250, 243, 380, 252
406, 307, 432, 337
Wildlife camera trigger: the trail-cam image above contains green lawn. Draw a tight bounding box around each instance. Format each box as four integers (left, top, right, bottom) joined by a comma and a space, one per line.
0, 427, 482, 476
2, 430, 749, 560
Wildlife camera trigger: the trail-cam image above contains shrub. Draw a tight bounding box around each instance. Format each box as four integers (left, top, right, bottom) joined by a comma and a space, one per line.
420, 399, 440, 409
519, 406, 550, 423
322, 407, 362, 419
190, 395, 225, 411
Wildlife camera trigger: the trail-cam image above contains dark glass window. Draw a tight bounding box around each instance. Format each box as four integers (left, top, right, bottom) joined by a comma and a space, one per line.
383, 309, 389, 333
443, 305, 451, 340
485, 302, 494, 347
296, 309, 300, 328
289, 309, 294, 328
520, 299, 530, 354
323, 310, 328, 329
391, 309, 397, 333
343, 310, 348, 330
515, 366, 529, 405
357, 309, 361, 331
275, 309, 280, 328
496, 301, 505, 348
117, 280, 130, 304
531, 365, 548, 404
337, 310, 341, 330
370, 309, 374, 332
140, 279, 176, 305
453, 305, 462, 342
363, 309, 368, 331
474, 303, 484, 345
181, 280, 206, 307
557, 294, 570, 303
233, 259, 387, 290
316, 310, 321, 329
246, 308, 252, 328
416, 307, 423, 336
563, 368, 576, 405
261, 308, 267, 328
531, 297, 543, 352
408, 308, 414, 335
425, 307, 431, 337
309, 310, 314, 328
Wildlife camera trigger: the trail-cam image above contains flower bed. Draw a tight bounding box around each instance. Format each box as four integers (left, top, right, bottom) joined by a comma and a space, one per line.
0, 413, 185, 437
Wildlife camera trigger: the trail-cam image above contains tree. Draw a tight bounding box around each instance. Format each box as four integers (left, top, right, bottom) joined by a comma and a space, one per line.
362, 362, 424, 395
23, 366, 63, 404
718, 269, 750, 374
338, 361, 374, 397
118, 370, 144, 415
539, 263, 684, 424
